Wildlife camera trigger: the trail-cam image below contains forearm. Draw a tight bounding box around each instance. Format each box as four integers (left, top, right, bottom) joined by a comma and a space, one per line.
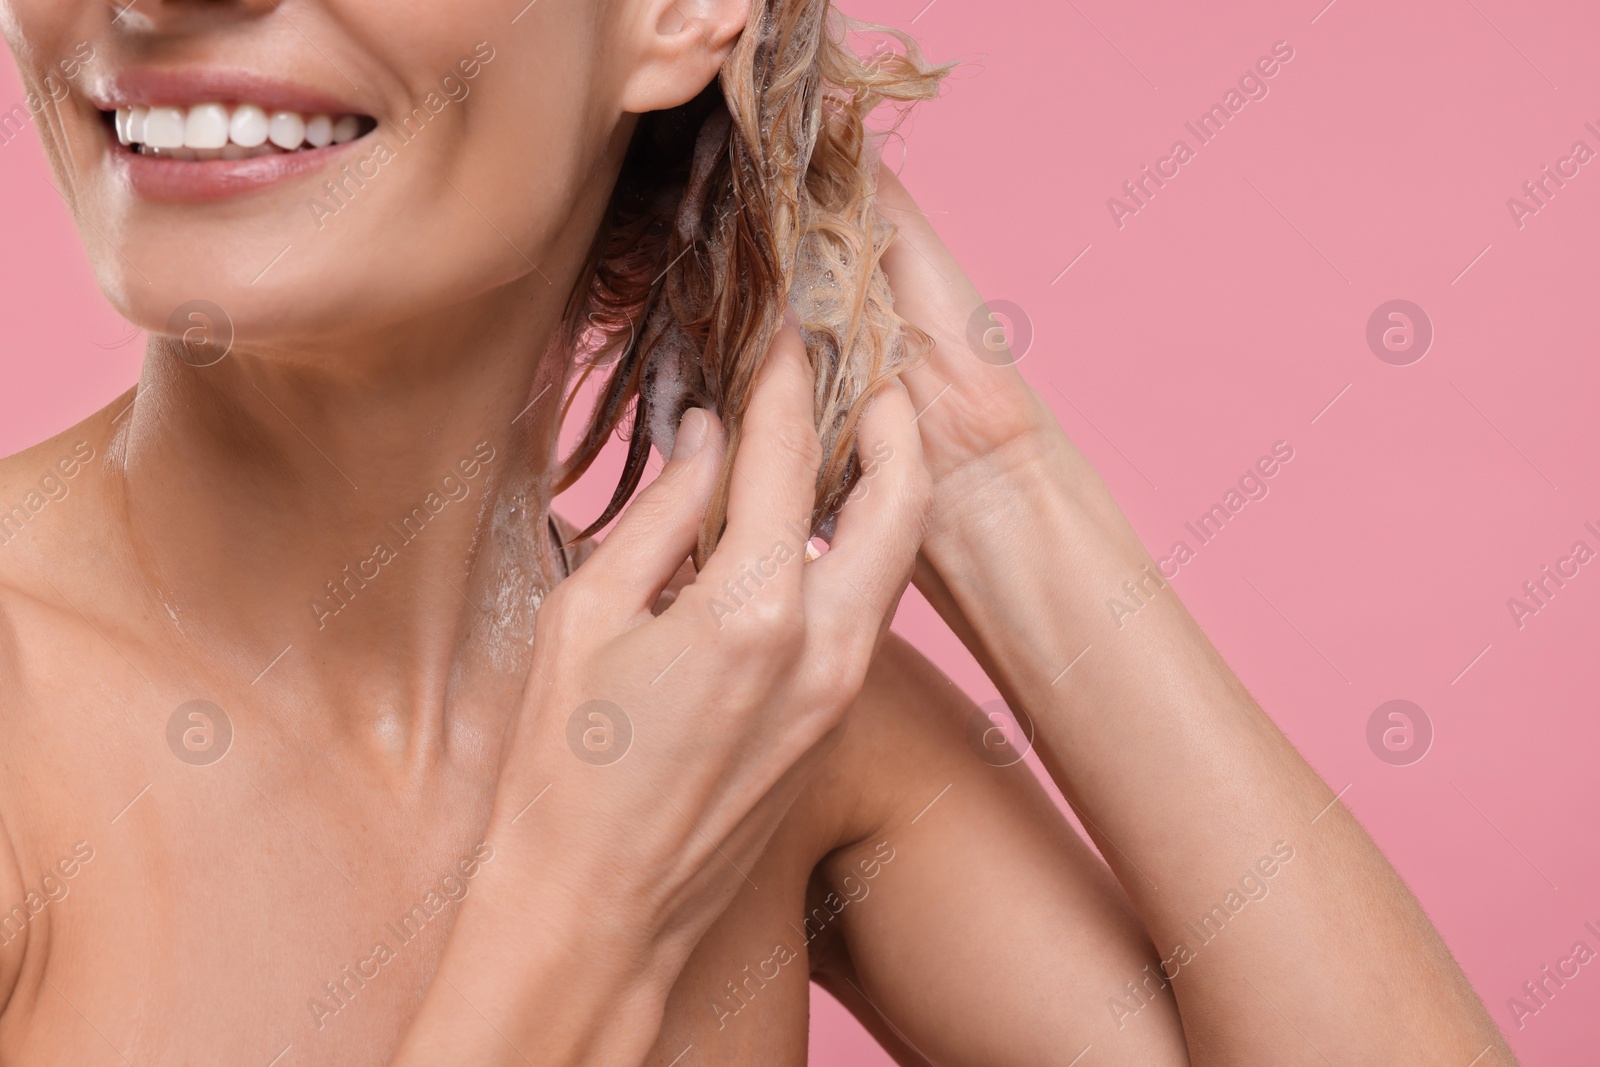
918, 436, 1511, 1063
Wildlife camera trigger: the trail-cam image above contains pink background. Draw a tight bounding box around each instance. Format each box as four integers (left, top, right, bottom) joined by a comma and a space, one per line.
4, 0, 1598, 1061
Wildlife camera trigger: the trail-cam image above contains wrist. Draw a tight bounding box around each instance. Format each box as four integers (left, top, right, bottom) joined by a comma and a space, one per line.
388, 766, 687, 1067
395, 856, 672, 1067
921, 428, 1144, 596
915, 430, 1203, 693
476, 787, 680, 984
477, 763, 682, 960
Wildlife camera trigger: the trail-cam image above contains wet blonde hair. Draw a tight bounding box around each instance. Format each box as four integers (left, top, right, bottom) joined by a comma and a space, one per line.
552, 0, 951, 563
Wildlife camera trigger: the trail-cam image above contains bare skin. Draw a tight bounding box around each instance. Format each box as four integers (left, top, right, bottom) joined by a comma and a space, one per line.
873, 170, 1517, 1066
0, 0, 1515, 1063
0, 401, 1184, 1067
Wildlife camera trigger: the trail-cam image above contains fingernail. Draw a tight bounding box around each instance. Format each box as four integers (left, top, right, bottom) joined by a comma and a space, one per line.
672, 407, 709, 461
782, 306, 801, 332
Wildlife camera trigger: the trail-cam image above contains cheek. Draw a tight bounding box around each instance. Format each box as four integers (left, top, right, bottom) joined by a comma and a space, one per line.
0, 5, 85, 138
271, 24, 603, 325
50, 0, 614, 344
1, 0, 70, 60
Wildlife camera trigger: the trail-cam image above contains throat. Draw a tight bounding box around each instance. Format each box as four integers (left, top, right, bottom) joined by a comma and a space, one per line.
115, 415, 570, 754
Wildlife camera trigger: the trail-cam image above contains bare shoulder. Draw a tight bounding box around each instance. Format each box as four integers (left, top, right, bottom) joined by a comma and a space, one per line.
0, 397, 128, 1013
0, 397, 123, 596
0, 405, 121, 709
807, 631, 1014, 851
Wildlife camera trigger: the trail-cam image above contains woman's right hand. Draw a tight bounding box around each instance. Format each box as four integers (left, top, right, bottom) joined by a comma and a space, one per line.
392, 322, 930, 1066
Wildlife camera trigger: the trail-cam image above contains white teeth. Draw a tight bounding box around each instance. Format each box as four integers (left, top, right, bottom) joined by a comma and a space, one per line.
184, 103, 230, 149
304, 113, 333, 148
144, 106, 186, 149
141, 145, 201, 160
229, 104, 269, 148
267, 111, 306, 150
112, 102, 365, 155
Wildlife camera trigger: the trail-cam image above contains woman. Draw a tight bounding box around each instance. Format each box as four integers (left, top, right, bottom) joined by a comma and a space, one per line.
0, 0, 1513, 1063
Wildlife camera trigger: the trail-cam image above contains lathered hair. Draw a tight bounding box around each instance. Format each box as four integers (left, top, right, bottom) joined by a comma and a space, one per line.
551, 0, 952, 565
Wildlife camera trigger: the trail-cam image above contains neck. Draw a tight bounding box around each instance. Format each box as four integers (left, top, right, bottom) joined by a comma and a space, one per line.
112, 276, 582, 751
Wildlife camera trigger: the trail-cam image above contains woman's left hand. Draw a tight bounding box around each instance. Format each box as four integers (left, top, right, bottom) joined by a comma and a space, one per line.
872, 164, 1156, 674
872, 165, 1085, 554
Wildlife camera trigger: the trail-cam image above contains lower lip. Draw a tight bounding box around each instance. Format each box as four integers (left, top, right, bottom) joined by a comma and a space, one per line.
107, 128, 369, 202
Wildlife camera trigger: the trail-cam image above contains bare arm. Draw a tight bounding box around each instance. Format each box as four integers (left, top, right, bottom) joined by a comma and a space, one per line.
874, 167, 1515, 1066
810, 634, 1190, 1066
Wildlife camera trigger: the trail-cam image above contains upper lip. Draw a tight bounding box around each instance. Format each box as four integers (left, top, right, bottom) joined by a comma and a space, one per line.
88, 67, 367, 116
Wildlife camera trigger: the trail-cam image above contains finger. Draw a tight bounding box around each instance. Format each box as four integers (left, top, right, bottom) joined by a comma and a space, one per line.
696, 319, 820, 604
804, 376, 929, 651
580, 407, 725, 613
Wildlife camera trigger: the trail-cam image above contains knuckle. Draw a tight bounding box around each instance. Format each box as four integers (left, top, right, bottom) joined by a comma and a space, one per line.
537, 583, 573, 627
775, 645, 850, 716
712, 602, 805, 670
710, 612, 759, 656
744, 595, 806, 645
542, 576, 602, 629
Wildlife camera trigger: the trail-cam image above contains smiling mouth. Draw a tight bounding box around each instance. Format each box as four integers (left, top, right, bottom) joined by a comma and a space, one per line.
102, 103, 377, 160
